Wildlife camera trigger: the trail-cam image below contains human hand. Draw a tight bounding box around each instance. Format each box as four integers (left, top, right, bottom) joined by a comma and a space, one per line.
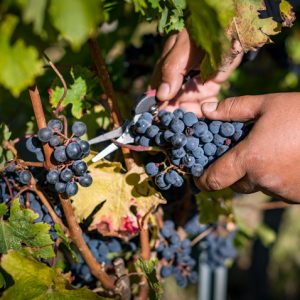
151, 29, 243, 116
195, 93, 300, 204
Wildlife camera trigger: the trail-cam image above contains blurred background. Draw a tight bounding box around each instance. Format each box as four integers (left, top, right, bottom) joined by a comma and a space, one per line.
1, 2, 300, 299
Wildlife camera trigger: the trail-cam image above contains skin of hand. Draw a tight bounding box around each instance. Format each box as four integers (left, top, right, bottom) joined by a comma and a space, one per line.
151, 28, 244, 116
195, 93, 300, 204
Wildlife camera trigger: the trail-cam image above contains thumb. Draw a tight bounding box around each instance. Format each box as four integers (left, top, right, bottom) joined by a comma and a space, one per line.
201, 95, 266, 121
195, 141, 247, 191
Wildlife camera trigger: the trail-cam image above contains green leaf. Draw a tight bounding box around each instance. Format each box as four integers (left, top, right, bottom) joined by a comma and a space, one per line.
196, 189, 234, 224
0, 203, 8, 218
49, 0, 103, 50
0, 199, 54, 259
135, 258, 162, 300
54, 224, 78, 260
0, 15, 43, 96
72, 159, 165, 239
187, 0, 234, 79
256, 223, 276, 247
49, 66, 98, 119
0, 123, 13, 168
1, 250, 108, 300
0, 271, 6, 289
23, 0, 48, 35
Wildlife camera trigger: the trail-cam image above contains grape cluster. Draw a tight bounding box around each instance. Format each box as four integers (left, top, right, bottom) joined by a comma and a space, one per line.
184, 214, 237, 269
132, 109, 248, 190
72, 234, 136, 284
199, 231, 237, 269
1, 161, 32, 189
156, 220, 197, 288
26, 120, 92, 196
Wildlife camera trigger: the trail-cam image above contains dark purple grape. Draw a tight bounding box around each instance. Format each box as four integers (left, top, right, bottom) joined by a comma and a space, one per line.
66, 142, 82, 160
79, 174, 93, 187
37, 127, 53, 142
72, 121, 87, 137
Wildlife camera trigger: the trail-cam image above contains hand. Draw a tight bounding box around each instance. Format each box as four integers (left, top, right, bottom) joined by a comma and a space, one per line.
195, 93, 300, 204
151, 29, 243, 116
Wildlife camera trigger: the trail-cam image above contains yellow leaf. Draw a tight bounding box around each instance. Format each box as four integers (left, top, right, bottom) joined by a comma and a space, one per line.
72, 161, 165, 239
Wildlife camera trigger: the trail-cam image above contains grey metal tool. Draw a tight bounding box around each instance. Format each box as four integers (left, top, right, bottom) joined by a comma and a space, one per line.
88, 90, 157, 163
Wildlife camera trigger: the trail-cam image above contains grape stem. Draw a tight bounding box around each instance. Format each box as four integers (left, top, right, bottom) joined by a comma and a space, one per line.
43, 53, 68, 118
191, 227, 213, 247
28, 86, 55, 170
88, 38, 134, 171
31, 184, 68, 234
59, 195, 115, 291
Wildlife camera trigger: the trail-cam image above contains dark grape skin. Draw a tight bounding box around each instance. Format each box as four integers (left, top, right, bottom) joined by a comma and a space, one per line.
53, 146, 67, 163
49, 135, 61, 147
47, 119, 63, 132
145, 162, 159, 177
18, 170, 32, 184
78, 140, 90, 156
79, 174, 93, 187
46, 169, 60, 184
37, 127, 53, 143
65, 182, 78, 196
26, 137, 42, 153
72, 121, 87, 137
72, 160, 88, 176
60, 168, 74, 182
55, 182, 66, 193
66, 142, 82, 160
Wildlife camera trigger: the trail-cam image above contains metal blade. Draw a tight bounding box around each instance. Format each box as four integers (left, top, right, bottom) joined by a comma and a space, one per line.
88, 121, 130, 145
91, 131, 134, 162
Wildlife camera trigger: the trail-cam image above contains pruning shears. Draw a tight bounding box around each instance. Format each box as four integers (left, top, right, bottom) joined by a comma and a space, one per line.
88, 90, 158, 163
88, 70, 200, 163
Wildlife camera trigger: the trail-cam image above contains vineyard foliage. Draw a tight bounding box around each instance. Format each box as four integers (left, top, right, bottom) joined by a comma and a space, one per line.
0, 0, 299, 299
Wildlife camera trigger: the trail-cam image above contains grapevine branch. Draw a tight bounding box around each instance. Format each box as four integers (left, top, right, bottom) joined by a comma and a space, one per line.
59, 196, 115, 291
43, 53, 67, 117
28, 86, 54, 170
88, 38, 134, 171
32, 185, 68, 233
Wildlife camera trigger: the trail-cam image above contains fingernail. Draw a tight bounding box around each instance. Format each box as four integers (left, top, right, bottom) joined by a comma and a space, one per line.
157, 83, 170, 100
202, 102, 218, 113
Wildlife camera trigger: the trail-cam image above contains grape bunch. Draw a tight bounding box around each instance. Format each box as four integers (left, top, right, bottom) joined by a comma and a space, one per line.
26, 119, 92, 196
132, 108, 249, 190
1, 161, 32, 191
199, 231, 237, 269
156, 220, 197, 288
72, 234, 135, 284
184, 214, 237, 269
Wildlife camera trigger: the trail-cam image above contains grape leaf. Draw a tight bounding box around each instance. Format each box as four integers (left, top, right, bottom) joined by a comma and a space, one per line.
22, 0, 48, 35
72, 159, 165, 239
233, 0, 281, 51
0, 15, 43, 96
0, 199, 54, 259
186, 0, 234, 80
279, 0, 296, 27
1, 250, 109, 300
0, 123, 13, 168
54, 224, 78, 260
196, 189, 234, 224
49, 0, 103, 50
135, 258, 162, 300
256, 223, 276, 247
49, 66, 98, 119
0, 271, 6, 289
0, 203, 8, 218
